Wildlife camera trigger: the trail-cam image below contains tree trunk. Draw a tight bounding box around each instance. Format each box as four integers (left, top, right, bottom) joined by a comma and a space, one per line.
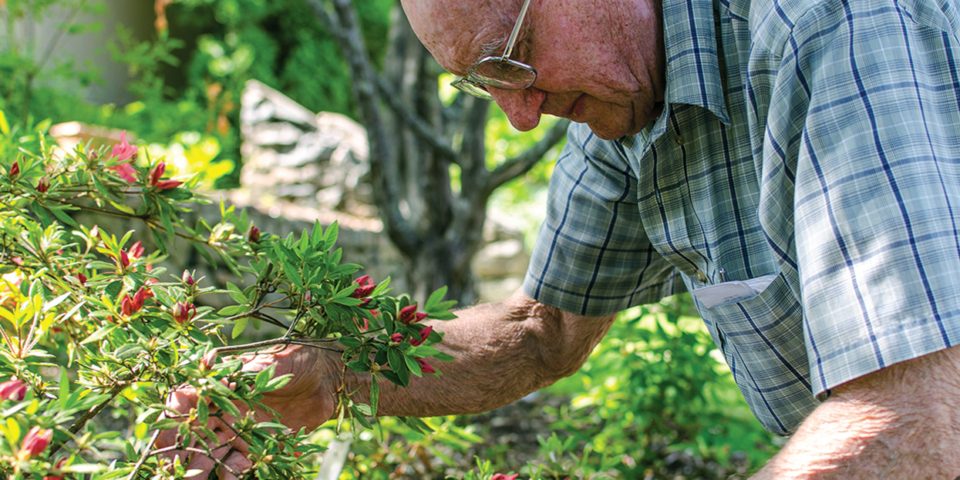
314, 0, 568, 305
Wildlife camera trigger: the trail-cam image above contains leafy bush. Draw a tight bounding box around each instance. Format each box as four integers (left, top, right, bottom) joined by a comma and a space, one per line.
534, 297, 781, 478
0, 117, 455, 478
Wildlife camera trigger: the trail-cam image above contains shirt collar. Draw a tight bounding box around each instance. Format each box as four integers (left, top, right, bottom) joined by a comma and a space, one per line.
648, 0, 730, 138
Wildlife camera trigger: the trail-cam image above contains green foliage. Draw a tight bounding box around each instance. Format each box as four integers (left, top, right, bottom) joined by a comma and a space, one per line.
0, 116, 455, 478
0, 0, 103, 123
536, 296, 780, 478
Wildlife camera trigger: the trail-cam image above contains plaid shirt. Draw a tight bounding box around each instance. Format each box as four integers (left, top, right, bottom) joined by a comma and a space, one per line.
523, 0, 960, 434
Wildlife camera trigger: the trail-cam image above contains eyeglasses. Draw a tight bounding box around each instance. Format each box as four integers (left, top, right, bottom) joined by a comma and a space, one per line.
451, 0, 537, 100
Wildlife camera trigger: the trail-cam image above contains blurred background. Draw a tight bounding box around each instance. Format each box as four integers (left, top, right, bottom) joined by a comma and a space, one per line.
1, 0, 781, 477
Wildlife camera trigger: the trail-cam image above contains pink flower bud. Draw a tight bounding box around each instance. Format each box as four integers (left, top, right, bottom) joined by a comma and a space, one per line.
120, 287, 152, 316
149, 162, 166, 186
351, 275, 376, 298
410, 325, 434, 346
0, 378, 27, 401
9, 161, 19, 178
171, 301, 197, 325
181, 270, 195, 286
36, 177, 50, 193
398, 304, 419, 324
154, 179, 182, 191
390, 333, 404, 344
119, 250, 130, 269
247, 225, 261, 243
128, 241, 145, 259
416, 357, 435, 375
491, 474, 519, 480
76, 272, 87, 286
18, 426, 52, 460
201, 351, 217, 370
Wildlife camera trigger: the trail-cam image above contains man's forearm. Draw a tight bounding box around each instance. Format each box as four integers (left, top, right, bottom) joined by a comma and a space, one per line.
342, 292, 616, 417
753, 346, 960, 479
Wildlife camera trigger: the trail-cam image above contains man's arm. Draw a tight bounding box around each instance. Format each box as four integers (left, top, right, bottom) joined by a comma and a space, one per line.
345, 290, 617, 416
753, 344, 960, 479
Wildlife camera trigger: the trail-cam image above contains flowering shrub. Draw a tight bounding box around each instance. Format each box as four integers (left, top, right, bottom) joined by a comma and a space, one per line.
0, 117, 455, 478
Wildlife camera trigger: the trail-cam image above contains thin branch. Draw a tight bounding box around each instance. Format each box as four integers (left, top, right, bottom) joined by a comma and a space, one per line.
487, 119, 570, 193
373, 76, 457, 160
309, 0, 419, 254
125, 429, 161, 480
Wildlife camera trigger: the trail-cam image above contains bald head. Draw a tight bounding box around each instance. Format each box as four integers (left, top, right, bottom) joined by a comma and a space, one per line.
401, 0, 519, 73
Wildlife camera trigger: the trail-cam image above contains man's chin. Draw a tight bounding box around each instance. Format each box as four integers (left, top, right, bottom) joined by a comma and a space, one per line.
585, 121, 643, 141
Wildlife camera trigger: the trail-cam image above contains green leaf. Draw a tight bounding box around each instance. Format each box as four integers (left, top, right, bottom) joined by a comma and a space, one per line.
387, 348, 409, 386
225, 282, 247, 303
424, 286, 448, 311
323, 221, 339, 251
264, 374, 292, 392
81, 324, 115, 345
254, 365, 275, 391
404, 354, 423, 377
217, 305, 245, 316
42, 292, 71, 313
369, 377, 380, 417
231, 317, 248, 339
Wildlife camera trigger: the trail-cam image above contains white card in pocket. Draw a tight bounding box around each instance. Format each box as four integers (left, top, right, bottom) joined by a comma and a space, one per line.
692, 273, 779, 308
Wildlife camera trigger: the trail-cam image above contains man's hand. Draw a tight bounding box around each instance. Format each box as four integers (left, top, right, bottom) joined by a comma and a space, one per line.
155, 344, 340, 479
753, 344, 960, 479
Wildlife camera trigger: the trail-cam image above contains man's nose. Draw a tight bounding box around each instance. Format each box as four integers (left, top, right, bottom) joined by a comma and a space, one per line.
488, 88, 546, 131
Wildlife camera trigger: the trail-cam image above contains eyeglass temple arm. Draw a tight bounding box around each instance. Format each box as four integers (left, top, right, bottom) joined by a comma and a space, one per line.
501, 0, 532, 58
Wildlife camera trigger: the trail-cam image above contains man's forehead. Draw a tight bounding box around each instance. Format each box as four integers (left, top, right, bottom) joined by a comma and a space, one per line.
402, 0, 517, 73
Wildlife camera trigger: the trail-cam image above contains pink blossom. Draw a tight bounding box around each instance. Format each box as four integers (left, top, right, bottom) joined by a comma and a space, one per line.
128, 241, 145, 259
247, 225, 261, 243
410, 325, 434, 346
416, 357, 435, 375
171, 301, 197, 325
110, 162, 137, 183
390, 333, 404, 344
18, 426, 52, 460
149, 162, 182, 191
0, 378, 27, 401
121, 286, 152, 316
398, 304, 425, 324
491, 474, 519, 480
111, 131, 137, 162
351, 275, 376, 298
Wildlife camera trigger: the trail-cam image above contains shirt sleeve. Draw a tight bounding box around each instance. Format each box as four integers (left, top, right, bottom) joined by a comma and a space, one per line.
769, 0, 960, 394
523, 123, 683, 316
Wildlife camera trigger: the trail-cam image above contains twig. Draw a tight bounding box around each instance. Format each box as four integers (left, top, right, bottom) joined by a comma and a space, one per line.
125, 429, 161, 480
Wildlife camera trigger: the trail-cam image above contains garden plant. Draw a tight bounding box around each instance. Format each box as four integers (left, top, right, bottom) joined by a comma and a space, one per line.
0, 116, 456, 479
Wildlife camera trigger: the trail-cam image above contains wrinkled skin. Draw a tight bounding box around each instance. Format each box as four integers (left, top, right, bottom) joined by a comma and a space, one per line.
401, 0, 666, 140
155, 345, 338, 479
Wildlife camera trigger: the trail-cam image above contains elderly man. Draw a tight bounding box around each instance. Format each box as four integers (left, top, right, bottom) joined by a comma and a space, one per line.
168, 0, 960, 477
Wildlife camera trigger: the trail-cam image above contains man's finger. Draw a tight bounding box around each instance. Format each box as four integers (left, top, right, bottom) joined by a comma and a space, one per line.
183, 418, 235, 480
218, 449, 253, 480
